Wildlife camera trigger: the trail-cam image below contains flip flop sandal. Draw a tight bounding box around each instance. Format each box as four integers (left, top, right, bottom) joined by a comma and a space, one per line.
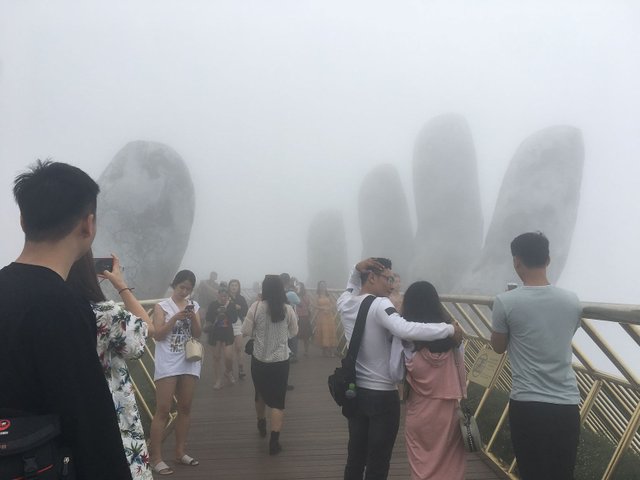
152, 461, 174, 475
176, 454, 199, 466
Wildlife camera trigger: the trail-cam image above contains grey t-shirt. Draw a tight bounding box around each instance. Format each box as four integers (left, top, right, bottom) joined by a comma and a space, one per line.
492, 285, 581, 404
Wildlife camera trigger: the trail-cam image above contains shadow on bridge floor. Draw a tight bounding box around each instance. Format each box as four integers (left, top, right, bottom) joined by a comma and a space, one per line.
158, 344, 503, 479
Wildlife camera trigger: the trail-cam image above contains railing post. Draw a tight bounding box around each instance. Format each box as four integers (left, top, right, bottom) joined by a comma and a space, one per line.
601, 402, 640, 479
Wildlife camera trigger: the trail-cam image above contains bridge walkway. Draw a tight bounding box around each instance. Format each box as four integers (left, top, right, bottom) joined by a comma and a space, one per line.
157, 343, 504, 479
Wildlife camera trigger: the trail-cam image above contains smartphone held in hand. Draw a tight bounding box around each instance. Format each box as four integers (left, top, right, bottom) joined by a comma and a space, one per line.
94, 257, 114, 273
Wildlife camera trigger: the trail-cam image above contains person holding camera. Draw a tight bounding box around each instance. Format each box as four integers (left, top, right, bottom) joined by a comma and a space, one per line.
67, 251, 155, 480
205, 287, 238, 389
149, 270, 202, 475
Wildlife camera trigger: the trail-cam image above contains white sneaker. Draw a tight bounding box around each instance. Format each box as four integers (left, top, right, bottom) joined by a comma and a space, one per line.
213, 380, 223, 390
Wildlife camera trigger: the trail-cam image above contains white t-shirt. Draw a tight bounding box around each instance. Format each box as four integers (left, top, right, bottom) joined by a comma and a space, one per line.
337, 267, 454, 391
154, 298, 202, 380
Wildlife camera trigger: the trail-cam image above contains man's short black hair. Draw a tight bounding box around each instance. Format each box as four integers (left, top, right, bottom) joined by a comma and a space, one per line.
510, 232, 549, 268
13, 159, 100, 242
279, 273, 291, 287
360, 257, 392, 284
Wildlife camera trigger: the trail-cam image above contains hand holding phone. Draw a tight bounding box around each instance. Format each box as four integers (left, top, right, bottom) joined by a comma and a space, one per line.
94, 257, 114, 273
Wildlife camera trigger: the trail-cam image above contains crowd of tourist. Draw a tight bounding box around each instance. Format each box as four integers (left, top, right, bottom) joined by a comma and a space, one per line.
0, 160, 581, 480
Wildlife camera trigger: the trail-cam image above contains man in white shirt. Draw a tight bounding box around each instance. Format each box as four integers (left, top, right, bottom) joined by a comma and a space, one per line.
337, 258, 463, 480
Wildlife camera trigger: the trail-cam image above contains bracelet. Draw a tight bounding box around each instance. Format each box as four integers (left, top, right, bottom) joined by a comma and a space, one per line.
118, 287, 135, 295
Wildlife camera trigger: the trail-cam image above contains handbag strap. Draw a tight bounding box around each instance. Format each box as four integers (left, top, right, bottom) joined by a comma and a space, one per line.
453, 347, 470, 411
345, 295, 376, 364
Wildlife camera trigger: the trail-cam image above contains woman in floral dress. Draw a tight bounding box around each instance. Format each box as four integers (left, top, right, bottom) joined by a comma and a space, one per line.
67, 251, 155, 480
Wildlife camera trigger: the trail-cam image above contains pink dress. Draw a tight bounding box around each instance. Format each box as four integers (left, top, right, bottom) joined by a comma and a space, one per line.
404, 346, 467, 480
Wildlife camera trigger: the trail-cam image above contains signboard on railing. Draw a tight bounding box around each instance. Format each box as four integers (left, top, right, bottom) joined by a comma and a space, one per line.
468, 345, 504, 388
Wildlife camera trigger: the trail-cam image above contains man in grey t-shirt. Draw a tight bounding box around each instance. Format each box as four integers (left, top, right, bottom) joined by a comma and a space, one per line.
491, 232, 581, 480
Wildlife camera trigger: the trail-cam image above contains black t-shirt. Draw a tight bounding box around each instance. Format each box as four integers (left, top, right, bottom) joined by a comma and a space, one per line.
0, 263, 132, 480
206, 301, 238, 329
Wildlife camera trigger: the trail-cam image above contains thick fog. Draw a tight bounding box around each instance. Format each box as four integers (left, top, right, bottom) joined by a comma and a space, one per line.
1, 0, 640, 305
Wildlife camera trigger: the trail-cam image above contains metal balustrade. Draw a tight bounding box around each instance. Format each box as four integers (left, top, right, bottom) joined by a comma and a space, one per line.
128, 292, 640, 479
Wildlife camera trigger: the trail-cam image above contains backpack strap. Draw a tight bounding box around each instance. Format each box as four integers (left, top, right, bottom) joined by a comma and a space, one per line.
345, 295, 376, 364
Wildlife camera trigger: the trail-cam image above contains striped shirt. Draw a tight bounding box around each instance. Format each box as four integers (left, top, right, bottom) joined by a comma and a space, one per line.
242, 300, 298, 363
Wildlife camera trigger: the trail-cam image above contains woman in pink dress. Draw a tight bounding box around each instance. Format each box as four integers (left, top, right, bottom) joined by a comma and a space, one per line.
390, 281, 466, 480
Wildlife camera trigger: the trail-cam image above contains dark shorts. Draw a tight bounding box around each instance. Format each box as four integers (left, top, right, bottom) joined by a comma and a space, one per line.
209, 326, 234, 346
251, 357, 290, 410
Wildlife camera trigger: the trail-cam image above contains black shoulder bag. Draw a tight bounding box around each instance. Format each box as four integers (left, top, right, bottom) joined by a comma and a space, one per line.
328, 294, 375, 418
0, 411, 75, 479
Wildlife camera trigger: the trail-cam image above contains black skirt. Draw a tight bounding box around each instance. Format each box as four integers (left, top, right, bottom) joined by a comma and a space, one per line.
251, 357, 290, 410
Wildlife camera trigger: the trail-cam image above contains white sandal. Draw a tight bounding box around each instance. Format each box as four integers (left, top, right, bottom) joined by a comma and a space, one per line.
175, 454, 199, 466
152, 461, 174, 475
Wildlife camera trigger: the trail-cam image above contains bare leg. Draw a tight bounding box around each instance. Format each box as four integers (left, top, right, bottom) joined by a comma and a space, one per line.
271, 408, 284, 432
255, 394, 266, 420
213, 342, 222, 387
224, 344, 234, 374
174, 374, 198, 459
149, 376, 178, 465
233, 334, 245, 377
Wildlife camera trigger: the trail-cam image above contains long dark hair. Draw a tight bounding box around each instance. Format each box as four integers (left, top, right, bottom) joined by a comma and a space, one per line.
262, 274, 287, 322
402, 281, 455, 353
171, 270, 196, 288
67, 250, 106, 303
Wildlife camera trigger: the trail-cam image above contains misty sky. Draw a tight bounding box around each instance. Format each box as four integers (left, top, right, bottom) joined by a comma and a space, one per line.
1, 0, 640, 310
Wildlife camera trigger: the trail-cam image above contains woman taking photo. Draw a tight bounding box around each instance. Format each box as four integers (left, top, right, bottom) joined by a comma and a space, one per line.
389, 281, 466, 480
313, 280, 337, 357
229, 279, 249, 379
149, 270, 203, 475
67, 251, 154, 480
242, 275, 298, 455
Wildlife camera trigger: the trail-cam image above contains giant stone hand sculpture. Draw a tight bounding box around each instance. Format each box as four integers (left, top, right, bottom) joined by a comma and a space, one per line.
454, 126, 584, 294
307, 209, 349, 289
412, 114, 483, 292
93, 141, 195, 300
358, 164, 414, 281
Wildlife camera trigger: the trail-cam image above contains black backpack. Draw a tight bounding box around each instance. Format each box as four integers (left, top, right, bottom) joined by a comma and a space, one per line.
0, 412, 75, 479
328, 295, 375, 418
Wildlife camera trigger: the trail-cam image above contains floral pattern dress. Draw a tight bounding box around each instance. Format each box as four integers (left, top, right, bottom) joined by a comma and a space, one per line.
94, 301, 153, 480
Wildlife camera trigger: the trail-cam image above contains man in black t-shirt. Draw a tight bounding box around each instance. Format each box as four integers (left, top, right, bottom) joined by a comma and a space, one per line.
0, 160, 132, 479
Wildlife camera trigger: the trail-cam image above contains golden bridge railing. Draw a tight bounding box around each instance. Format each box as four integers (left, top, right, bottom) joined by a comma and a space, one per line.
437, 294, 639, 480
129, 293, 640, 479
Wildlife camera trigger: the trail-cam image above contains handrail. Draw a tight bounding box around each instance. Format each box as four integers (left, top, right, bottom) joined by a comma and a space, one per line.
128, 292, 640, 479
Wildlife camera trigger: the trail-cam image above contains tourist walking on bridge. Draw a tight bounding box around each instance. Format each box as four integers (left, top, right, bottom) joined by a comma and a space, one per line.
229, 279, 249, 379
0, 160, 132, 479
338, 258, 463, 480
67, 251, 155, 480
491, 232, 581, 480
150, 270, 203, 475
206, 287, 238, 389
389, 281, 466, 480
242, 274, 299, 455
314, 280, 338, 357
